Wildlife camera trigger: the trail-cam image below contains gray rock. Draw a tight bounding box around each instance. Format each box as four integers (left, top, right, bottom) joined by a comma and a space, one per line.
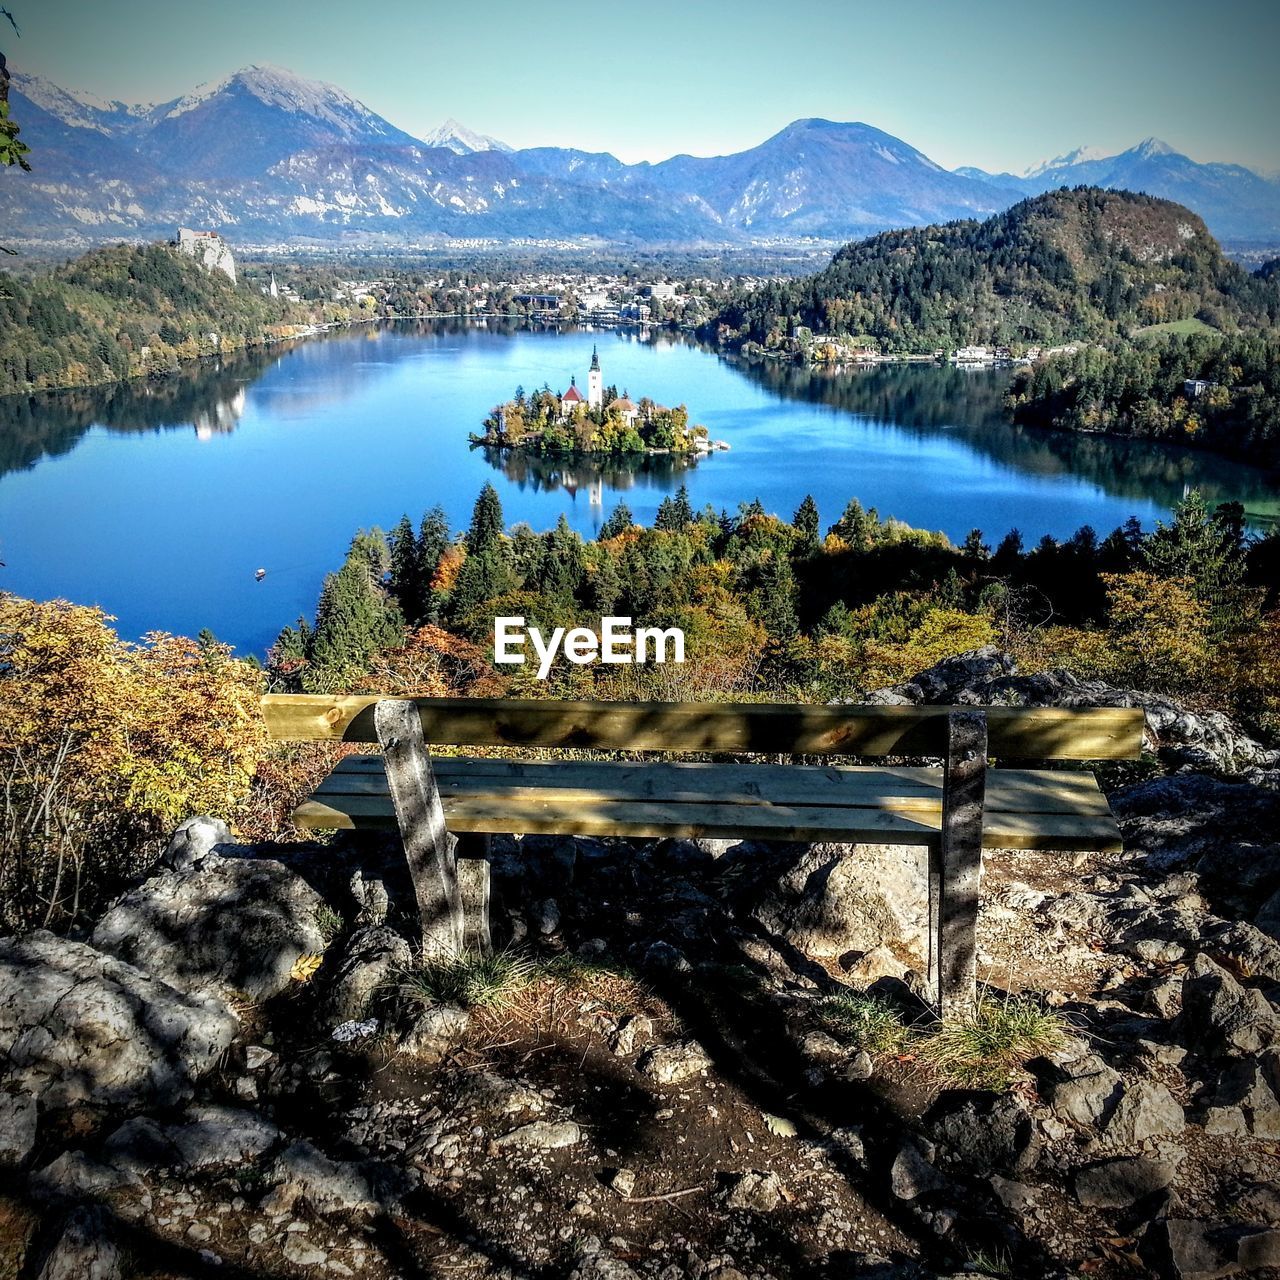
1102, 1081, 1185, 1147
1177, 954, 1279, 1057
0, 932, 236, 1117
35, 1205, 121, 1280
608, 1167, 636, 1197
637, 1038, 712, 1084
161, 816, 231, 873
610, 1014, 653, 1057
1075, 1156, 1176, 1208
927, 1092, 1041, 1175
1209, 1057, 1280, 1139
1146, 1218, 1280, 1279
643, 940, 691, 972
723, 1169, 784, 1212
749, 842, 929, 963
92, 853, 327, 1002
0, 1090, 38, 1168
327, 925, 411, 1023
281, 1233, 327, 1267
890, 1139, 946, 1200
400, 1002, 469, 1062
32, 1151, 151, 1220
107, 1104, 280, 1172
530, 898, 561, 935
842, 944, 909, 985
497, 1120, 581, 1150
1034, 1052, 1123, 1127
272, 1139, 408, 1215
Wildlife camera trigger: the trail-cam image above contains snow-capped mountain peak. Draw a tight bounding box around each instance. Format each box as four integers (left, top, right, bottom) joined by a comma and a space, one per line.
1131, 136, 1178, 160
9, 69, 152, 133
1022, 144, 1108, 178
421, 118, 511, 155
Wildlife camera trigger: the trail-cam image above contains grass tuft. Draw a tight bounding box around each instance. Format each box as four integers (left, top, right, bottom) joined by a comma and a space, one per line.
818, 991, 913, 1056
400, 949, 538, 1013
921, 991, 1069, 1089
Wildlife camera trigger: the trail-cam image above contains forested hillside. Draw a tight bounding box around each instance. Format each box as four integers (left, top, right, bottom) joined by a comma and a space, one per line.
1007, 331, 1280, 464
0, 243, 305, 394
709, 189, 1280, 355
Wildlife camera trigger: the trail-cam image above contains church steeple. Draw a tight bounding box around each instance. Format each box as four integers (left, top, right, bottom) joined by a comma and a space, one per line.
587, 344, 603, 409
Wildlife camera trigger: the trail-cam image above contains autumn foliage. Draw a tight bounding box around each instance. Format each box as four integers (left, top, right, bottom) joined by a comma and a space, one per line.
0, 593, 267, 929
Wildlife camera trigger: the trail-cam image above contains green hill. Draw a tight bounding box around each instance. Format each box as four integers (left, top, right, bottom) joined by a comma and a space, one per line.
709, 188, 1280, 355
0, 242, 306, 396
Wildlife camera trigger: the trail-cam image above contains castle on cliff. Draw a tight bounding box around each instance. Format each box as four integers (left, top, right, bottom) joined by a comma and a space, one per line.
174, 227, 237, 284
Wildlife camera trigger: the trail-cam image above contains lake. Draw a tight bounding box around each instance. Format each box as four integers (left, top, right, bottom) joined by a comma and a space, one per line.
2, 320, 1275, 655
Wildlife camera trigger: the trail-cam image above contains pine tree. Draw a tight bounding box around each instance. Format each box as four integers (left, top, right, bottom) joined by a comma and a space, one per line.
466, 483, 505, 555
599, 501, 634, 540
653, 496, 679, 532
672, 483, 694, 530
308, 553, 404, 687
591, 551, 623, 614
417, 506, 450, 622
388, 514, 423, 624
793, 495, 820, 551
961, 528, 990, 560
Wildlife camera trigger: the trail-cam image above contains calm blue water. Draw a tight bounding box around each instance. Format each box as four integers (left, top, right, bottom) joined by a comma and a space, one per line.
1, 321, 1274, 655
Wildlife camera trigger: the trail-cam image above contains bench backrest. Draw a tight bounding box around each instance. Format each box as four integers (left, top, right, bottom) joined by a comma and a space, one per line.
260, 695, 1144, 760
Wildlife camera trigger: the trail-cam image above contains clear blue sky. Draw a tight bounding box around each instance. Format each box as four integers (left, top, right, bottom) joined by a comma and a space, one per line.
11, 0, 1280, 174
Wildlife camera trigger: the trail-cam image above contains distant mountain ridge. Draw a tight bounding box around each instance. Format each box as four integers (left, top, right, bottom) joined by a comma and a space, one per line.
3, 64, 1278, 247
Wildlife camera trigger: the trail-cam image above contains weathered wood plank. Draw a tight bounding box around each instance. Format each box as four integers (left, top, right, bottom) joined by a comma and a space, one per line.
935, 710, 988, 1018
317, 757, 1112, 816
455, 834, 493, 959
262, 695, 1144, 760
374, 699, 464, 959
291, 791, 1123, 852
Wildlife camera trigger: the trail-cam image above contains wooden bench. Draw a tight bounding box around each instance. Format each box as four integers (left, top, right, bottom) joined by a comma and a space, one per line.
261, 694, 1144, 1017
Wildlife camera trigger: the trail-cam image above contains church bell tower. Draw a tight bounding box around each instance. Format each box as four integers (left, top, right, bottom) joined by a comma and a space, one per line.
587, 345, 603, 410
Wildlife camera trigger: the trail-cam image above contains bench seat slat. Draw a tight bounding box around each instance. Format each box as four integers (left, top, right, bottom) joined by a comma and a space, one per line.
295, 762, 1122, 852
316, 757, 1112, 817
263, 695, 1144, 760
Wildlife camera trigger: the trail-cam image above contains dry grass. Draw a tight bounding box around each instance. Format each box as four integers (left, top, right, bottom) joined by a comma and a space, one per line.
920, 991, 1069, 1089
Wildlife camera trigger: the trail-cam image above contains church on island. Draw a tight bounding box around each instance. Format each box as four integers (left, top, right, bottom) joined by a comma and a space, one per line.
475, 343, 722, 459
558, 347, 638, 427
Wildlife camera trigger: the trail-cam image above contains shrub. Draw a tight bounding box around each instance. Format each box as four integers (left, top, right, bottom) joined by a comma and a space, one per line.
818, 991, 913, 1055
0, 593, 267, 929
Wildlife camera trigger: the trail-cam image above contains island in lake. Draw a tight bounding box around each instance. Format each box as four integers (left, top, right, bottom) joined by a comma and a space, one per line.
472, 345, 726, 457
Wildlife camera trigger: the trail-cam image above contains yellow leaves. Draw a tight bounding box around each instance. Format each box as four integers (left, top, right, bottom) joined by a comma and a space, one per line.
0, 591, 267, 835
1100, 571, 1211, 693
290, 953, 324, 983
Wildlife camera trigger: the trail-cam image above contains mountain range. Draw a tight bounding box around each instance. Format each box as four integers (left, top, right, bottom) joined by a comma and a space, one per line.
3, 63, 1279, 248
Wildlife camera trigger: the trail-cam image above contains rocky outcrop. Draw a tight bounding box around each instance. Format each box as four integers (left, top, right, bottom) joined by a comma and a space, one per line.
0, 932, 237, 1117
91, 852, 327, 1002
866, 646, 1279, 772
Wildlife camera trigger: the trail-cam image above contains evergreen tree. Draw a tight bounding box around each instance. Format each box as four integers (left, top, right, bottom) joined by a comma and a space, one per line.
961, 528, 990, 560
599, 501, 634, 540
793, 495, 820, 551
388, 514, 423, 624
992, 529, 1025, 574
591, 551, 623, 614
751, 552, 799, 640
466, 483, 505, 555
1141, 491, 1247, 620
417, 506, 450, 622
672, 483, 694, 530
308, 551, 404, 687
653, 496, 679, 532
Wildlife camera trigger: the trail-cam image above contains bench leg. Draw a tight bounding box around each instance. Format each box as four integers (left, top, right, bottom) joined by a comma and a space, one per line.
456, 834, 494, 958
934, 709, 987, 1020
375, 699, 464, 959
